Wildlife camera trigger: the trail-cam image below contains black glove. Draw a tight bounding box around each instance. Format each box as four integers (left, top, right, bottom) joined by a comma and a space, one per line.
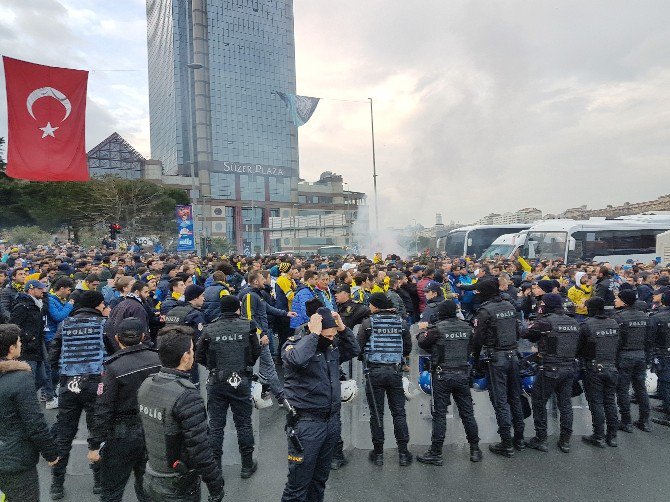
207, 478, 224, 502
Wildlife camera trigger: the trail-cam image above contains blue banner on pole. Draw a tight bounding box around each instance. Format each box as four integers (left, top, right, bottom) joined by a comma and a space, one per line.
276, 91, 320, 126
176, 205, 196, 252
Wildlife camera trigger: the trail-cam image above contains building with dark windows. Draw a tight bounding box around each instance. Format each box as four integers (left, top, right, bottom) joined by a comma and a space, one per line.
145, 0, 303, 252
87, 132, 145, 179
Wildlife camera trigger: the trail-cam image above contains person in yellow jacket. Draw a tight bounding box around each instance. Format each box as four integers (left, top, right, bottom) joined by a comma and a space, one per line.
567, 272, 592, 321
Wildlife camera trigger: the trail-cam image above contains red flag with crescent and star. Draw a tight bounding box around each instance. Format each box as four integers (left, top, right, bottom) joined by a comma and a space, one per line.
3, 56, 89, 181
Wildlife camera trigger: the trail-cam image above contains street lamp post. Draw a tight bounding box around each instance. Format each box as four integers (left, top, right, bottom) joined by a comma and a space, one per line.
186, 62, 203, 256
369, 98, 380, 243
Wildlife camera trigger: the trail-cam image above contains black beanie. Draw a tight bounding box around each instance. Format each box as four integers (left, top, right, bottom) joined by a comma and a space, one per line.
306, 297, 325, 317
618, 289, 637, 306
476, 277, 499, 299
542, 293, 563, 312
184, 285, 205, 302
79, 291, 105, 310
369, 292, 393, 310
537, 280, 554, 294
436, 300, 457, 320
220, 295, 240, 313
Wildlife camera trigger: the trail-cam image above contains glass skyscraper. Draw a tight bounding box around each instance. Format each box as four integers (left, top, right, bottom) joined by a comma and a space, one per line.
146, 0, 299, 252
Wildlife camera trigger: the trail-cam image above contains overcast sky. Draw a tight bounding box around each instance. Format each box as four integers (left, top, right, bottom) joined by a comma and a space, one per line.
1, 0, 670, 228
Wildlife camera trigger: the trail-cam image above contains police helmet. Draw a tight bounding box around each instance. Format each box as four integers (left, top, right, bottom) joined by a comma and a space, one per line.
341, 379, 358, 403
418, 371, 432, 395
521, 375, 536, 395
250, 381, 273, 409
471, 375, 488, 392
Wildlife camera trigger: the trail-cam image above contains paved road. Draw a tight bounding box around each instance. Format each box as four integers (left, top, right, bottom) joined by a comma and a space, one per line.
35, 394, 670, 502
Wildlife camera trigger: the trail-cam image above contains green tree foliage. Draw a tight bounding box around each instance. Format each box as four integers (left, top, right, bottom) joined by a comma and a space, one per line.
0, 175, 189, 242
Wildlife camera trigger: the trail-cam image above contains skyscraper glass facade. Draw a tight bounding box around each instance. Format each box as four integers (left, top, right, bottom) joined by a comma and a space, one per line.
146, 0, 299, 252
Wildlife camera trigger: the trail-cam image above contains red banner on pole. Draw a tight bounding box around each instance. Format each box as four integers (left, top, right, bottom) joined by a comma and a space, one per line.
3, 56, 89, 181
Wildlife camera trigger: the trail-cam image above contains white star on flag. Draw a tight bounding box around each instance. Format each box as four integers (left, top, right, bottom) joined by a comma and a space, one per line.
39, 122, 59, 138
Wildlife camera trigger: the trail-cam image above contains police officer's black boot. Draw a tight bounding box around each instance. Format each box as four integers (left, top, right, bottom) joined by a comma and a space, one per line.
398, 443, 413, 466
618, 415, 634, 433
330, 441, 348, 470
368, 444, 384, 466
513, 434, 526, 451
524, 436, 548, 452
605, 431, 618, 447
581, 434, 606, 448
469, 443, 483, 462
417, 442, 443, 466
634, 420, 652, 432
488, 438, 514, 458
240, 452, 258, 479
557, 433, 571, 453
50, 473, 65, 500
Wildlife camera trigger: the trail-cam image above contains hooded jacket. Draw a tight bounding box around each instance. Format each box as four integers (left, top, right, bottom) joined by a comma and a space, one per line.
0, 358, 58, 473
9, 293, 45, 362
567, 272, 592, 316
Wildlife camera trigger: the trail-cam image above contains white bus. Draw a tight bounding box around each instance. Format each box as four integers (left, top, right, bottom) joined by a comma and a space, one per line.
480, 232, 527, 260
521, 218, 670, 265
438, 224, 531, 258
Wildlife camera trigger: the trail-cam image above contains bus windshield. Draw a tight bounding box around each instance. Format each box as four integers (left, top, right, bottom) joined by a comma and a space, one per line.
523, 231, 567, 261
445, 231, 466, 257
467, 228, 516, 257
481, 244, 515, 260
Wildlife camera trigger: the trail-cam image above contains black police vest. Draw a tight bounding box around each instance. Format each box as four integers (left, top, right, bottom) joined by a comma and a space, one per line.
435, 318, 471, 370
138, 371, 193, 475
59, 316, 106, 377
205, 317, 250, 377
480, 299, 517, 349
540, 313, 580, 362
616, 308, 649, 351
164, 305, 194, 326
584, 317, 619, 364
652, 307, 670, 354
365, 313, 404, 364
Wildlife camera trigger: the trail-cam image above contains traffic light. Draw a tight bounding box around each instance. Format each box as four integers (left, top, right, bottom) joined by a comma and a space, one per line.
109, 223, 122, 240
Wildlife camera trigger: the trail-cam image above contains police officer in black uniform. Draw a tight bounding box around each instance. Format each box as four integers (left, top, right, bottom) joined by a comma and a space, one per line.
165, 284, 206, 386
48, 291, 109, 500
471, 277, 525, 458
281, 308, 359, 502
578, 297, 621, 447
416, 300, 482, 465
522, 294, 580, 453
419, 281, 445, 325
196, 295, 261, 478
138, 325, 224, 502
88, 317, 162, 502
357, 293, 412, 466
649, 291, 670, 415
614, 288, 653, 432
594, 266, 617, 315
334, 284, 370, 330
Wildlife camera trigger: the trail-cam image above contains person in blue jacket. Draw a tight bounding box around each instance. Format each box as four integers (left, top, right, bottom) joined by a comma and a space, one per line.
291, 270, 329, 329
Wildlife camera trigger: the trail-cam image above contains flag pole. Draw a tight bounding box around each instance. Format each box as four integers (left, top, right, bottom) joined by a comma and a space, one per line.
369, 97, 380, 245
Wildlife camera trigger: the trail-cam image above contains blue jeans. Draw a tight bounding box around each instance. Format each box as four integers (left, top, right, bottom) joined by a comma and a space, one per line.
258, 343, 284, 399
27, 360, 54, 400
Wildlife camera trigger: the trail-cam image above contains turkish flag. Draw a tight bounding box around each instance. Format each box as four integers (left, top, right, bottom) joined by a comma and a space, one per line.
3, 56, 89, 181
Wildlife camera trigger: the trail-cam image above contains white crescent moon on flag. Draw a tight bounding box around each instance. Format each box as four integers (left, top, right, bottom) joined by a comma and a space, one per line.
26, 87, 72, 122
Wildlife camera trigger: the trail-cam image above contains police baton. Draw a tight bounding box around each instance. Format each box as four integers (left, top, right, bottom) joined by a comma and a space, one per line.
364, 361, 382, 429
282, 398, 304, 453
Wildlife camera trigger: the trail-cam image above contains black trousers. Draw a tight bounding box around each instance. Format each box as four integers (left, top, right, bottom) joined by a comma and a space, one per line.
486, 351, 525, 440
282, 413, 340, 502
207, 378, 254, 466
365, 365, 410, 446
0, 467, 40, 502
584, 367, 618, 438
52, 376, 99, 479
531, 365, 575, 440
616, 354, 650, 424
431, 372, 479, 445
98, 424, 149, 502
